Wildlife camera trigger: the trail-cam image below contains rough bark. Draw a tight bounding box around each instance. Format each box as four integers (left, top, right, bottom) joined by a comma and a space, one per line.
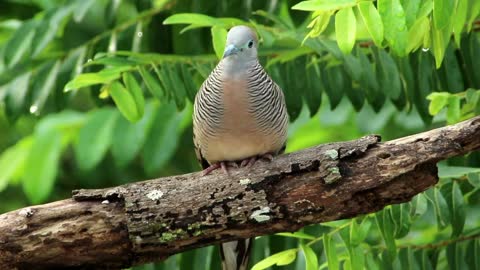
1, 116, 479, 269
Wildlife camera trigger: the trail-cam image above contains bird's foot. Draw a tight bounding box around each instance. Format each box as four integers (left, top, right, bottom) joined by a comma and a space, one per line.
202, 161, 233, 176
239, 153, 274, 168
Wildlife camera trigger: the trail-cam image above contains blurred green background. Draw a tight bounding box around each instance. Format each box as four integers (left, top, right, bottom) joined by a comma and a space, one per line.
0, 0, 479, 269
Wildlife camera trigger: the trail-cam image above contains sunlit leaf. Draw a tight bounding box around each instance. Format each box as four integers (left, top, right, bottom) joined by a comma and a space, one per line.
433, 0, 455, 30
251, 248, 297, 270
293, 0, 356, 11
426, 92, 449, 115
407, 17, 430, 53
65, 70, 122, 91
276, 231, 315, 240
446, 95, 461, 124
108, 81, 140, 122
301, 244, 318, 270
211, 25, 227, 59
378, 0, 408, 56
323, 234, 339, 270
123, 72, 145, 117
357, 2, 384, 47
335, 7, 356, 55
453, 0, 468, 47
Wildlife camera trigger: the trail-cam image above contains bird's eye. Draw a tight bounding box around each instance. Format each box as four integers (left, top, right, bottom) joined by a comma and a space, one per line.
248, 40, 254, 48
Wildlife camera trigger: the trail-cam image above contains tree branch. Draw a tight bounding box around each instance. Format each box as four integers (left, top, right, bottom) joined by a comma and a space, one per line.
1, 116, 479, 269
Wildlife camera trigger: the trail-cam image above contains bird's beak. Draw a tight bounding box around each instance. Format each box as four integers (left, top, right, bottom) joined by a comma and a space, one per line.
223, 44, 239, 58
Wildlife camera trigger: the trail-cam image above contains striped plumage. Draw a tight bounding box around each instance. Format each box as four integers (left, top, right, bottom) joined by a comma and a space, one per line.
193, 59, 288, 167
192, 26, 289, 270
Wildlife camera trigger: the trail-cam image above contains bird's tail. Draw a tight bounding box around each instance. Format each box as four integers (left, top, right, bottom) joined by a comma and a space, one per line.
220, 238, 253, 270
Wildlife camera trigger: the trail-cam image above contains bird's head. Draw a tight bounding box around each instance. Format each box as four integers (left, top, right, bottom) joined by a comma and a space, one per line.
223, 25, 258, 60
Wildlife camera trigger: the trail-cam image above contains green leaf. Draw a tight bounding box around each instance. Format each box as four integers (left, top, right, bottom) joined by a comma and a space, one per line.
23, 129, 63, 204
335, 7, 356, 55
74, 108, 118, 171
411, 194, 428, 217
437, 164, 480, 178
276, 231, 316, 240
375, 209, 397, 260
0, 137, 33, 192
323, 234, 339, 270
306, 11, 334, 38
108, 81, 140, 122
391, 204, 411, 238
407, 17, 430, 52
433, 0, 455, 30
373, 48, 402, 99
305, 60, 323, 115
323, 65, 346, 110
466, 239, 480, 270
180, 64, 199, 102
163, 13, 243, 29
293, 0, 357, 11
138, 65, 165, 99
142, 102, 187, 176
453, 0, 468, 47
467, 173, 480, 188
163, 13, 217, 26
64, 70, 122, 91
446, 95, 461, 124
123, 72, 145, 117
111, 102, 156, 168
251, 248, 297, 270
434, 187, 451, 229
73, 0, 95, 22
431, 25, 451, 68
4, 71, 31, 119
446, 242, 462, 270
450, 181, 466, 236
3, 20, 37, 67
378, 0, 408, 56
426, 92, 449, 115
301, 244, 318, 270
31, 6, 72, 57
357, 2, 384, 47
163, 64, 187, 110
31, 60, 61, 113
466, 0, 480, 32
403, 0, 421, 28
351, 218, 372, 246
211, 25, 227, 59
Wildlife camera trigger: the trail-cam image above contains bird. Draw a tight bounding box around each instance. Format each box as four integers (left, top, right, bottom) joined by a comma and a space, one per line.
192, 25, 289, 270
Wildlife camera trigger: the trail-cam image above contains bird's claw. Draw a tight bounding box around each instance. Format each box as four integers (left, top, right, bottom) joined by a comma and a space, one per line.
202, 154, 274, 176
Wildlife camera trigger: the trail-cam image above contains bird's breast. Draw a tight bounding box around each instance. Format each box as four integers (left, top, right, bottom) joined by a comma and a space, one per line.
202, 79, 280, 163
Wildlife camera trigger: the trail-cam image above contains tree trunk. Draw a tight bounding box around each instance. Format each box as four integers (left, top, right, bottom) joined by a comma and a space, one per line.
1, 116, 479, 269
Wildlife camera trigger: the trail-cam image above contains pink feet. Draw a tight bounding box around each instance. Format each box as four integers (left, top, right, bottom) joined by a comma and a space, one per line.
201, 153, 274, 176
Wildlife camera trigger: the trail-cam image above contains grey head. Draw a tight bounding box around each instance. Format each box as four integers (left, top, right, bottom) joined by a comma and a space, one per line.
222, 25, 258, 61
